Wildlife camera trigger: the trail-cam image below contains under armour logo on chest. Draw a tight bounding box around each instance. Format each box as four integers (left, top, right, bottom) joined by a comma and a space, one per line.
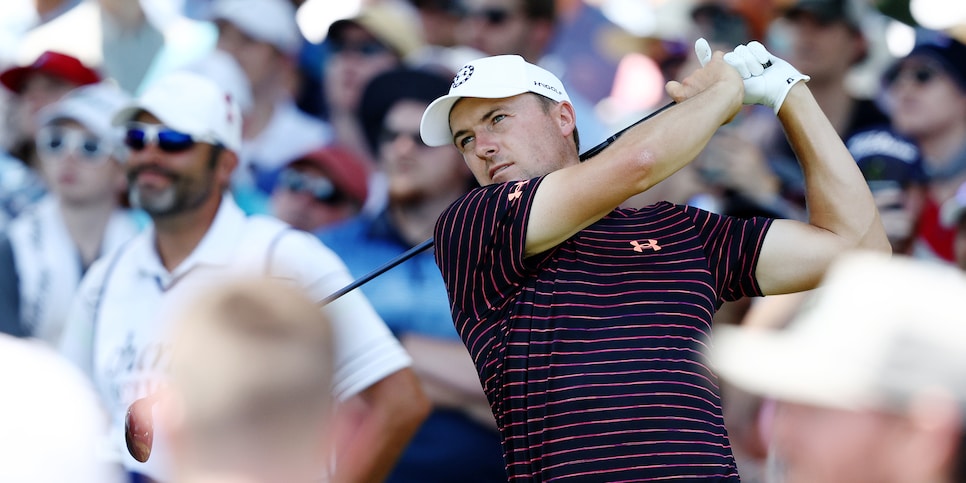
631, 239, 661, 252
508, 181, 526, 201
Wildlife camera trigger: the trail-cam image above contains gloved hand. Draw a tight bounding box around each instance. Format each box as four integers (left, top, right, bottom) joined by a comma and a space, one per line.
723, 41, 809, 114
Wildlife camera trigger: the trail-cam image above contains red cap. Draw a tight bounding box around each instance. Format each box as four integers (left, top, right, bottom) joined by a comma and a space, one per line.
290, 145, 371, 205
0, 51, 101, 93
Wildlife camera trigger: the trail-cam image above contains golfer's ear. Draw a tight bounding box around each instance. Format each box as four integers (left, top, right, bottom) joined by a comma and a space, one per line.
557, 101, 577, 137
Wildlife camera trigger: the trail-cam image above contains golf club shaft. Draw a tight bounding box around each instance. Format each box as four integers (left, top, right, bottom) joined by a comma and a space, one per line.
320, 101, 678, 305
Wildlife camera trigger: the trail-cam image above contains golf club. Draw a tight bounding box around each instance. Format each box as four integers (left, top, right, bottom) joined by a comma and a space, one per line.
318, 100, 678, 306
123, 100, 678, 463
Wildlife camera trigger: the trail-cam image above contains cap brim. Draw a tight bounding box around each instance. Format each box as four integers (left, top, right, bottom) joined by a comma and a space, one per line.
0, 66, 29, 93
420, 95, 461, 147
712, 325, 870, 411
419, 85, 537, 147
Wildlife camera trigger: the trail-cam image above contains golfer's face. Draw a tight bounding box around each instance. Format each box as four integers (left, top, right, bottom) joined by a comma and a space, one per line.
449, 94, 567, 185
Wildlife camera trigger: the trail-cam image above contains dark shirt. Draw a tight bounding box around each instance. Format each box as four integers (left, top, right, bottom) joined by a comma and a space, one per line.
435, 178, 773, 481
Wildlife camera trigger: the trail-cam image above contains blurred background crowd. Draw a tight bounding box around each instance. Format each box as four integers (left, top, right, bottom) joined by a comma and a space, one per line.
1, 0, 966, 482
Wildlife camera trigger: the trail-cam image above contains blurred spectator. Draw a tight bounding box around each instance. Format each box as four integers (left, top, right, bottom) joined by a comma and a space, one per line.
0, 334, 125, 483
884, 30, 966, 262
11, 0, 164, 94
455, 0, 609, 153
162, 277, 339, 482
319, 67, 505, 483
940, 181, 966, 272
756, 0, 889, 208
0, 83, 141, 345
714, 252, 966, 483
209, 0, 331, 213
458, 0, 555, 63
406, 0, 487, 75
846, 127, 928, 256
323, 2, 423, 163
0, 150, 46, 232
1, 50, 100, 168
270, 145, 370, 232
58, 71, 428, 482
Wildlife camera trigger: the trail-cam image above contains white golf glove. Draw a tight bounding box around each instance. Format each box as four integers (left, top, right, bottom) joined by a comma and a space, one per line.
723, 41, 809, 114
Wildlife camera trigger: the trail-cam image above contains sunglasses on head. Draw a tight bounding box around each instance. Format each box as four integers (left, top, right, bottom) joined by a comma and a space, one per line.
124, 122, 212, 153
466, 7, 514, 25
885, 63, 942, 88
36, 125, 112, 162
329, 39, 392, 56
277, 168, 343, 204
380, 128, 429, 148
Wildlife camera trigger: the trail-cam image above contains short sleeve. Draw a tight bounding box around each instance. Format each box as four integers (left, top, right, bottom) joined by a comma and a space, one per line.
434, 179, 546, 321
682, 205, 773, 302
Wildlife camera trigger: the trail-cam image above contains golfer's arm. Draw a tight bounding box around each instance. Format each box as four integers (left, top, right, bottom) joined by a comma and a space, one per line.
755, 84, 890, 294
331, 368, 430, 483
525, 75, 742, 257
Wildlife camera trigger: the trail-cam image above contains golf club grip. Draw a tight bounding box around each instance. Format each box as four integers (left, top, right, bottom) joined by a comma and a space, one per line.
320, 101, 679, 305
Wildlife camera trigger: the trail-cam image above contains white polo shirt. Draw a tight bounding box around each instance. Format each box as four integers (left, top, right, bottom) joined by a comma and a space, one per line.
59, 194, 411, 478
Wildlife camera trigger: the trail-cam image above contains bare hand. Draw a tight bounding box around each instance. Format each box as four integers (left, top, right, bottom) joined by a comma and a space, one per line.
665, 38, 744, 121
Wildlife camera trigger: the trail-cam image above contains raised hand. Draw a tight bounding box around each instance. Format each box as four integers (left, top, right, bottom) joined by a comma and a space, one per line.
723, 41, 810, 114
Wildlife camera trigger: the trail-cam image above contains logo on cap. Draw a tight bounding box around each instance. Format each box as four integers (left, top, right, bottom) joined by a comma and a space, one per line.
533, 81, 562, 97
452, 65, 474, 88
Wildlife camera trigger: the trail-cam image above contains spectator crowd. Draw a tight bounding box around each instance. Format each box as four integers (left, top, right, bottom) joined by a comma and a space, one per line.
1, 0, 965, 482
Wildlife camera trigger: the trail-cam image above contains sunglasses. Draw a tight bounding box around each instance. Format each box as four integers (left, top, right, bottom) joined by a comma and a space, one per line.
277, 169, 343, 204
36, 126, 112, 161
466, 7, 514, 25
124, 123, 213, 153
329, 40, 392, 56
380, 128, 429, 148
884, 64, 942, 88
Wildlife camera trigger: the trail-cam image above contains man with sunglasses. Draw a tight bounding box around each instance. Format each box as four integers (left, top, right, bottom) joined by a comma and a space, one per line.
884, 30, 966, 264
59, 71, 429, 483
270, 145, 370, 232
0, 83, 141, 345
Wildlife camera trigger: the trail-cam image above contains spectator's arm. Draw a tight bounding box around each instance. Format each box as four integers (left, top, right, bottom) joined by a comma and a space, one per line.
402, 334, 496, 428
331, 368, 430, 483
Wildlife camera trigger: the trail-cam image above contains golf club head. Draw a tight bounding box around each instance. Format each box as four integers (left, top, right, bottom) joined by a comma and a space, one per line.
125, 395, 156, 463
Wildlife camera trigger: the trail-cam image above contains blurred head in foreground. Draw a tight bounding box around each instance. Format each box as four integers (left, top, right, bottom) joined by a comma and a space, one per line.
165, 277, 336, 483
713, 252, 966, 483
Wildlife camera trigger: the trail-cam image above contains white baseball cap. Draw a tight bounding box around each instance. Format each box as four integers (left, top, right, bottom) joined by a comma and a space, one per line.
37, 82, 130, 142
210, 0, 301, 57
419, 55, 571, 147
112, 71, 242, 152
713, 252, 966, 414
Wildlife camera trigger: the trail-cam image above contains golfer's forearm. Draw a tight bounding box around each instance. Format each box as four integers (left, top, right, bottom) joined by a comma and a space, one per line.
780, 85, 889, 252
613, 81, 743, 193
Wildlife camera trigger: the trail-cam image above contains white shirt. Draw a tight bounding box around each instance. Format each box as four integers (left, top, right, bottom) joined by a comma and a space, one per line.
8, 195, 141, 346
59, 194, 411, 479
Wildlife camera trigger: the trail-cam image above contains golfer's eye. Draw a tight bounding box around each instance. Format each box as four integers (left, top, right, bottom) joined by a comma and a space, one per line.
458, 135, 475, 149
492, 114, 506, 124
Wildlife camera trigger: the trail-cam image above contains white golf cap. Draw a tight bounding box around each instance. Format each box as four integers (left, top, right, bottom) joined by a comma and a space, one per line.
37, 82, 130, 142
112, 71, 242, 152
419, 55, 571, 147
713, 252, 966, 414
210, 0, 301, 57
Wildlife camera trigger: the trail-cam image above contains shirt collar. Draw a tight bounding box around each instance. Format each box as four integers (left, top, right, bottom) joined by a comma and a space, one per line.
134, 194, 247, 282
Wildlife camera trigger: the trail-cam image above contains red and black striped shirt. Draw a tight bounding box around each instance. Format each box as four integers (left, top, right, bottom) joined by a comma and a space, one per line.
435, 177, 773, 481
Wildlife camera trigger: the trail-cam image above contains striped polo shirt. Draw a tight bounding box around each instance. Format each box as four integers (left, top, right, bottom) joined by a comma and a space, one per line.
434, 177, 772, 481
